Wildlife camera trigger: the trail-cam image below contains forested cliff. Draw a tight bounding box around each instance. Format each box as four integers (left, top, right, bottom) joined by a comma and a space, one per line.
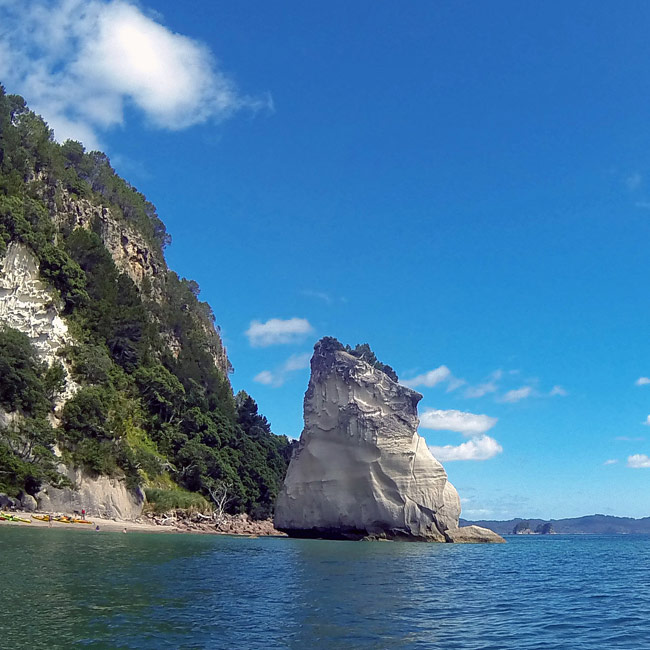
0, 86, 292, 518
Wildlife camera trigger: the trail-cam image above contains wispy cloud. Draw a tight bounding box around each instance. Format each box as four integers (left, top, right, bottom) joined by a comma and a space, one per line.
626, 172, 642, 190
603, 459, 618, 466
253, 352, 311, 388
549, 385, 568, 397
615, 436, 646, 442
500, 386, 534, 403
464, 370, 502, 398
300, 290, 333, 304
245, 318, 314, 347
419, 408, 497, 435
0, 0, 268, 149
635, 377, 650, 386
401, 366, 451, 389
627, 454, 650, 468
429, 435, 502, 462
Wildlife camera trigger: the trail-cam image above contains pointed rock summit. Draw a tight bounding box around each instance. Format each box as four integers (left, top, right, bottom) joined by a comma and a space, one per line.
275, 338, 504, 543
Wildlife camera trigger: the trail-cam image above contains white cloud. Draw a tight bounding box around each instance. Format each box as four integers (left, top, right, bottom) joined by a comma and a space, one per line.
245, 318, 313, 347
252, 370, 275, 386
636, 377, 650, 386
0, 0, 267, 148
253, 352, 311, 388
464, 370, 502, 398
429, 435, 502, 462
627, 454, 650, 468
419, 408, 497, 436
401, 365, 451, 389
549, 385, 567, 397
615, 436, 646, 441
500, 386, 534, 403
603, 459, 618, 465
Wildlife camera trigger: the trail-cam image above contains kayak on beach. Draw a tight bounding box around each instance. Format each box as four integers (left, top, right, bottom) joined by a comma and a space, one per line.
0, 513, 31, 523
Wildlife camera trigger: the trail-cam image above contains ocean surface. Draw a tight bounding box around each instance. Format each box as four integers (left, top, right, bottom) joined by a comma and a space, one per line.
0, 528, 648, 649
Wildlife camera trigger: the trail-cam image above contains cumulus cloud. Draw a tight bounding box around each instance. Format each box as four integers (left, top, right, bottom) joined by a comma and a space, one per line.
636, 377, 650, 386
245, 318, 313, 347
429, 435, 502, 462
0, 0, 267, 148
627, 454, 650, 468
500, 386, 534, 403
253, 352, 311, 388
419, 408, 497, 436
603, 459, 618, 465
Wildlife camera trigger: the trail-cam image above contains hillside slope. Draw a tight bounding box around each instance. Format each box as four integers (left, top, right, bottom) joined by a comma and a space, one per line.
0, 86, 291, 518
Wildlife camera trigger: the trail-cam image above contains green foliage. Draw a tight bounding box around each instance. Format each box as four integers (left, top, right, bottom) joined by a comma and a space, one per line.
345, 342, 399, 382
0, 418, 68, 496
144, 487, 211, 514
0, 327, 69, 494
317, 337, 399, 381
0, 326, 49, 416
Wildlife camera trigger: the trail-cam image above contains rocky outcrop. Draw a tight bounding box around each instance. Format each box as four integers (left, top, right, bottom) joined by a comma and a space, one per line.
275, 340, 504, 543
446, 525, 505, 543
0, 242, 78, 402
53, 192, 232, 379
54, 192, 166, 298
36, 467, 144, 520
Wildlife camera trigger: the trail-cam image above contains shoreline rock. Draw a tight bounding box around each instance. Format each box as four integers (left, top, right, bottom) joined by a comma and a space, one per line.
275, 339, 504, 543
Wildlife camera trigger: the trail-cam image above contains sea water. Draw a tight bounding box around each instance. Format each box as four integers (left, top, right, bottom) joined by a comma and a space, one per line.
0, 528, 648, 649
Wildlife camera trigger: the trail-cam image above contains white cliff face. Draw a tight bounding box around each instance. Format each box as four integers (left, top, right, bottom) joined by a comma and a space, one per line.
0, 242, 78, 402
275, 341, 504, 543
36, 467, 144, 520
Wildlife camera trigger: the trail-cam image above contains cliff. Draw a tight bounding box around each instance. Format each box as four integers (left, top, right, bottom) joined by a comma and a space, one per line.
0, 86, 290, 520
275, 339, 504, 543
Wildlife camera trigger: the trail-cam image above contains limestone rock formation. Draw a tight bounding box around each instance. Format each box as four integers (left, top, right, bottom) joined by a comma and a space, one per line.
275, 339, 504, 543
36, 467, 144, 520
0, 242, 78, 402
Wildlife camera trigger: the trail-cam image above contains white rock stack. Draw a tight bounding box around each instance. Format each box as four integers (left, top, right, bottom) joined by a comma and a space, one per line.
275, 339, 504, 543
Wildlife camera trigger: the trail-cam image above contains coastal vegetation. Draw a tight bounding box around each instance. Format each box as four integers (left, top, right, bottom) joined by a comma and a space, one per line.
0, 86, 292, 517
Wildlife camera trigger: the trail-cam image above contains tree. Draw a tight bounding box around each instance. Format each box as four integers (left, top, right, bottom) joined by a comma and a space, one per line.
206, 479, 233, 526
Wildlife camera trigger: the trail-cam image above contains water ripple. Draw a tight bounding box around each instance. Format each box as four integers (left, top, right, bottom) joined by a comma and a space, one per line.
1, 529, 649, 648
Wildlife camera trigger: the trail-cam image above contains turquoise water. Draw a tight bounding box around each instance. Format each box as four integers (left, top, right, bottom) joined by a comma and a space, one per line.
0, 529, 649, 649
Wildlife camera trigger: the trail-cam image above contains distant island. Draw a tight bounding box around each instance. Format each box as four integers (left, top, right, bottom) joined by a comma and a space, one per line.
460, 514, 650, 535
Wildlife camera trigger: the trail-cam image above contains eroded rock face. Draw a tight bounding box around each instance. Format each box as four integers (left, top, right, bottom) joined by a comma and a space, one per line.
36, 467, 144, 520
275, 341, 461, 541
0, 243, 78, 402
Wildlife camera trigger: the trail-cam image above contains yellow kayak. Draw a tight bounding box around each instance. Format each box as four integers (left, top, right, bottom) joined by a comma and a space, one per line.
0, 513, 30, 523
54, 516, 73, 523
32, 514, 51, 522
71, 519, 93, 525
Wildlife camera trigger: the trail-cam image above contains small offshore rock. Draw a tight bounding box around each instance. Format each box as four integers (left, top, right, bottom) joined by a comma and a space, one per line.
445, 525, 506, 544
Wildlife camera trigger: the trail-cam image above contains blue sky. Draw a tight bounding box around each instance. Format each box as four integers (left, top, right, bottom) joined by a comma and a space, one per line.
2, 0, 650, 519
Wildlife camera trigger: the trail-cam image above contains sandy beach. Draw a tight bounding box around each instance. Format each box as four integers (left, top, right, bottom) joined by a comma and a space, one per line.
0, 510, 173, 533
0, 509, 286, 536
